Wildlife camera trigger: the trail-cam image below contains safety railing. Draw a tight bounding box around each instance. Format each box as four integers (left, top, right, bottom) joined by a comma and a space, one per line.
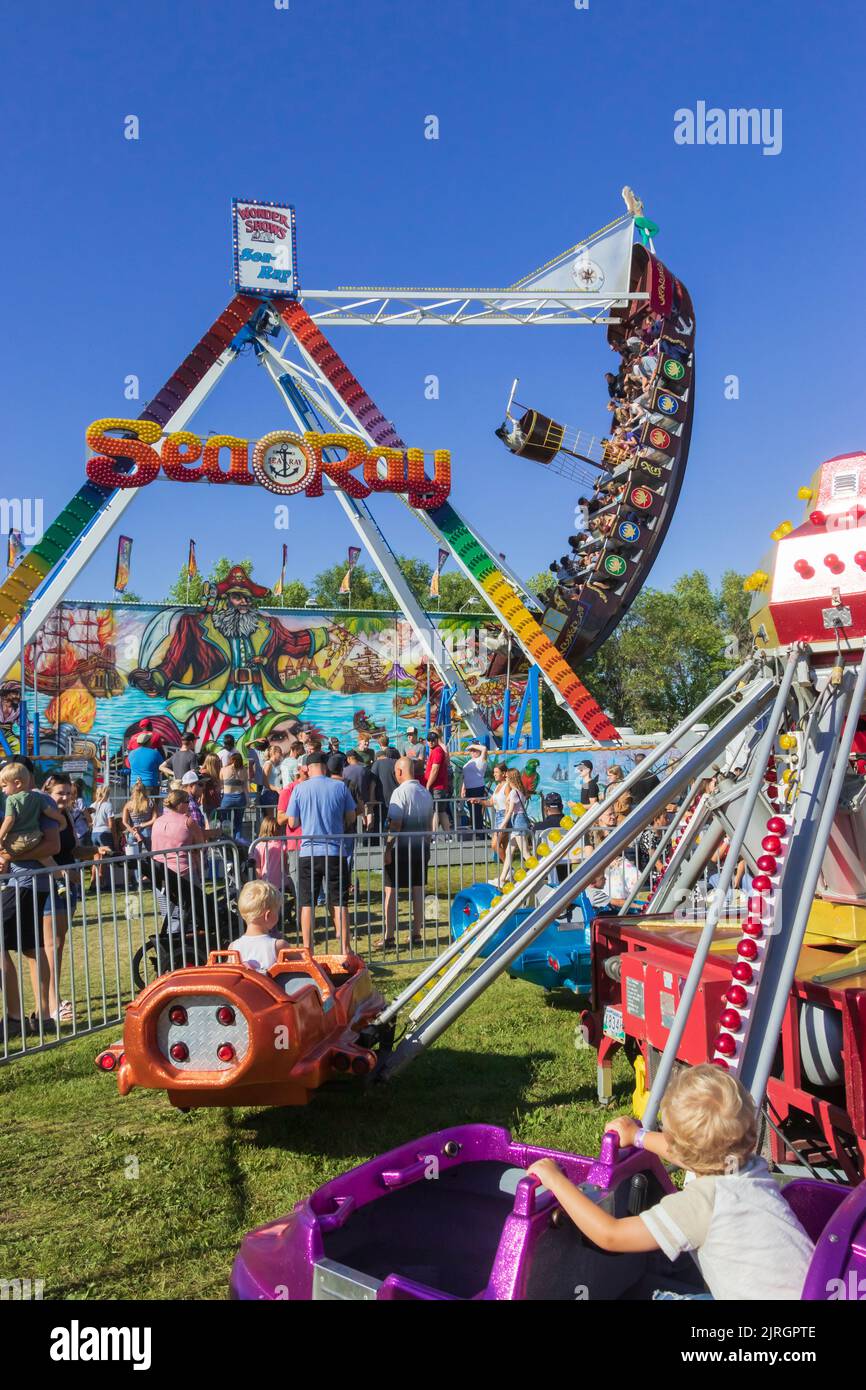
2, 780, 728, 1064
0, 839, 242, 1063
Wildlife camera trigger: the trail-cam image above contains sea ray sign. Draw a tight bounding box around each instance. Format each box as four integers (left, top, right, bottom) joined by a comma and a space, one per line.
232, 198, 299, 297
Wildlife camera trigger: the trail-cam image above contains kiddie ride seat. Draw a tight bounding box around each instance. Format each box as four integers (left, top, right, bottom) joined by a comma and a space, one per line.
95, 948, 385, 1110
450, 882, 593, 996
229, 1123, 866, 1301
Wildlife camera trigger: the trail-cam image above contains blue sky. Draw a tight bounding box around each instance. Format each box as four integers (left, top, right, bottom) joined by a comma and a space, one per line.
2, 0, 864, 602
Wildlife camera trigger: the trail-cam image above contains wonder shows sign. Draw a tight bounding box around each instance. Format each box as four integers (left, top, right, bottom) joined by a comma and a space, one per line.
85, 421, 452, 510
232, 198, 299, 297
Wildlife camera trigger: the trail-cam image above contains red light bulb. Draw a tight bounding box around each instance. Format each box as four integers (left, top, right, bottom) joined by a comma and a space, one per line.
715, 1033, 737, 1057
809, 510, 826, 526
732, 962, 754, 983
854, 551, 866, 571
719, 1008, 742, 1031
168, 1005, 187, 1025
726, 984, 748, 1008
216, 1043, 235, 1062
751, 874, 773, 893
737, 939, 759, 960
216, 1005, 235, 1026
756, 855, 777, 873
743, 919, 763, 938
824, 553, 840, 569
766, 816, 786, 834
712, 1057, 730, 1070
169, 1042, 189, 1062
762, 835, 782, 854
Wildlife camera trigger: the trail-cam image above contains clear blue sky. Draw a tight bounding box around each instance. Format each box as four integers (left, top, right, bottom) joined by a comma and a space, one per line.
2, 0, 864, 602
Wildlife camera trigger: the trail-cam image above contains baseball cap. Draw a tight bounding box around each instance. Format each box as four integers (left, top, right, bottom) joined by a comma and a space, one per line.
181, 771, 199, 786
327, 754, 345, 775
543, 791, 564, 810
407, 725, 418, 734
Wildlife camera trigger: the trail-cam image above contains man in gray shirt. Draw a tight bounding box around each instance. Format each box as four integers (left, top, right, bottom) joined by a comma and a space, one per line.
378, 757, 433, 949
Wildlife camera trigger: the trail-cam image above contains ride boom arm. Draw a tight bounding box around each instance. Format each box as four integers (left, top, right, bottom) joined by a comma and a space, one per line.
279, 301, 620, 743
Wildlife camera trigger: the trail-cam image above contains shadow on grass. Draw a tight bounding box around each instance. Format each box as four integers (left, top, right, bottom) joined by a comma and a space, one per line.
233, 1045, 547, 1162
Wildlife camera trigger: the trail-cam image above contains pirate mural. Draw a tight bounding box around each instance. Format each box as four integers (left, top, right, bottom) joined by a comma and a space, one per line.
127, 567, 329, 747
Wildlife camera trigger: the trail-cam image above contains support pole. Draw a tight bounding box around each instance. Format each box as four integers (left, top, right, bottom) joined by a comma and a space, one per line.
376, 655, 760, 1028
641, 648, 800, 1131
742, 654, 866, 1106
379, 676, 775, 1074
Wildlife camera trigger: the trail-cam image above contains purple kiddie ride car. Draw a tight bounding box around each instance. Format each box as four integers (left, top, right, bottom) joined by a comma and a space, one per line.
231, 1123, 866, 1301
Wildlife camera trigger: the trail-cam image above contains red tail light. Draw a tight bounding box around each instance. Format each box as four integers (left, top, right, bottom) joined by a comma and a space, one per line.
168, 1005, 188, 1025
169, 1042, 189, 1063
216, 1005, 235, 1026
217, 1043, 235, 1063
332, 1052, 351, 1072
97, 1051, 117, 1071
351, 1055, 371, 1076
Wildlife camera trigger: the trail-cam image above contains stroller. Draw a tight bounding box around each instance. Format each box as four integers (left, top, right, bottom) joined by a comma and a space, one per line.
131, 850, 244, 993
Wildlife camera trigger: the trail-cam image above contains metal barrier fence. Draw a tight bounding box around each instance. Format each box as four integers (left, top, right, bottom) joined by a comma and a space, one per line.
0, 840, 241, 1063
1, 792, 724, 1064
0, 820, 511, 1063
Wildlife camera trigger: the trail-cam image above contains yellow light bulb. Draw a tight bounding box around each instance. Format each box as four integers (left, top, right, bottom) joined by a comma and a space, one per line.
525, 857, 538, 869
560, 816, 574, 829
797, 487, 813, 501
548, 829, 562, 843
779, 733, 796, 750
503, 881, 514, 893
514, 868, 526, 881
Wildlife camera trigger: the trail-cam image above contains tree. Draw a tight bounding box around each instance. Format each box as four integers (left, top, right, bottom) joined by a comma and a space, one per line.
276, 578, 311, 607
310, 560, 383, 609
119, 590, 143, 604
528, 569, 752, 736
164, 556, 275, 607
438, 570, 490, 613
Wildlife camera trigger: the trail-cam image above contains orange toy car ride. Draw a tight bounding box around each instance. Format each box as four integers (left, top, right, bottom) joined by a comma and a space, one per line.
95, 948, 385, 1110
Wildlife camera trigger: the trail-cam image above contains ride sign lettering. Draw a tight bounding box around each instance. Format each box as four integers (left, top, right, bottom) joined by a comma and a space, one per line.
85, 421, 451, 510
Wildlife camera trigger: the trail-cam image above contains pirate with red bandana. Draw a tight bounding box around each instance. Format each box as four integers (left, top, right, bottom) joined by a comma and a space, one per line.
128, 568, 328, 747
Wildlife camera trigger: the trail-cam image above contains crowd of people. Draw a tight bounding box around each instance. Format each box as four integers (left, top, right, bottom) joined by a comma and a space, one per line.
539, 309, 687, 606
3, 716, 740, 1044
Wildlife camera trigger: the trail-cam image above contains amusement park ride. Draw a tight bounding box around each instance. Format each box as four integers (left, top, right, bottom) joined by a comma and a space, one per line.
0, 190, 692, 747
11, 189, 865, 1296
223, 457, 866, 1300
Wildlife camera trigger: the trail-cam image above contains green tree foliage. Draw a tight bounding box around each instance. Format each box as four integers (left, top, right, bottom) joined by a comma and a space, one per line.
119, 590, 143, 604
438, 570, 490, 613
530, 570, 749, 737
164, 557, 274, 607
579, 571, 750, 733
310, 560, 383, 609
276, 578, 311, 607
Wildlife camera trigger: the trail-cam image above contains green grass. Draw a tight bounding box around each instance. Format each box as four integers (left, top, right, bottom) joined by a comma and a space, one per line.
0, 962, 636, 1299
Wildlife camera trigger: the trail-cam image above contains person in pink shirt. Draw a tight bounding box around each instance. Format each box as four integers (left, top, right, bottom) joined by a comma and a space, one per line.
151, 790, 207, 932
251, 814, 287, 900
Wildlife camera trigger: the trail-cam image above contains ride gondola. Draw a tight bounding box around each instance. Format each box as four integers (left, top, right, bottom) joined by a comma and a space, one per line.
495, 244, 695, 670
